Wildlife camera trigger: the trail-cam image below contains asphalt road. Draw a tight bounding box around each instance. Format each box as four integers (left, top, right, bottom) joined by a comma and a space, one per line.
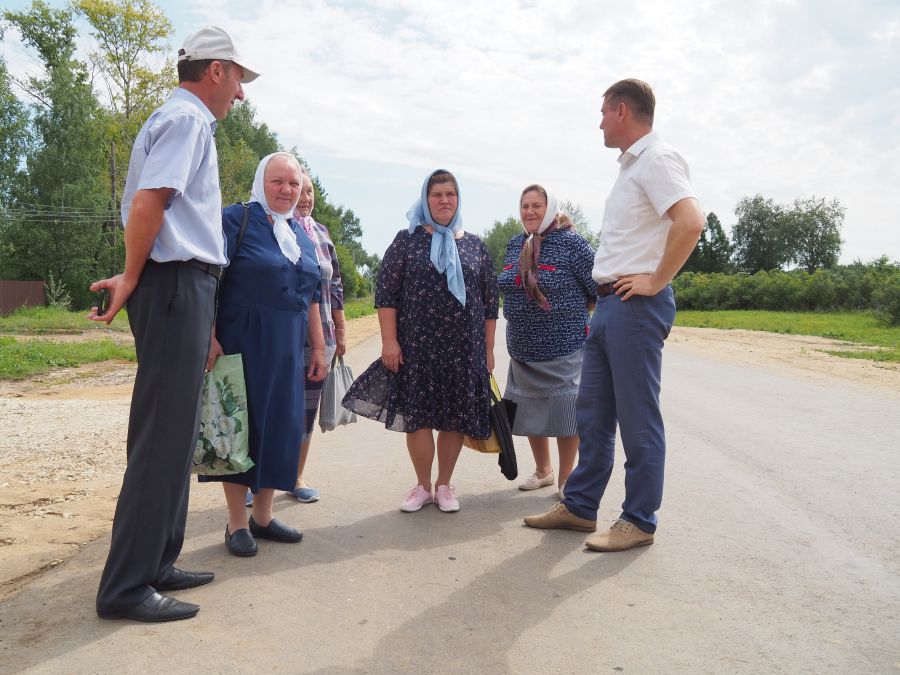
1, 319, 898, 673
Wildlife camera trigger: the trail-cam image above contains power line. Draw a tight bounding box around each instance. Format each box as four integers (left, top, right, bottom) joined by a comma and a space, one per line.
0, 204, 121, 227
2, 208, 117, 213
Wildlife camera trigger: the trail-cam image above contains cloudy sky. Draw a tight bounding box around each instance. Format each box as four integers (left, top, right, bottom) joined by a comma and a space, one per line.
3, 0, 899, 263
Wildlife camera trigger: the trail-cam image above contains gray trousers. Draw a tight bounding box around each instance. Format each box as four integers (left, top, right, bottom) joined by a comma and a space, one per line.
96, 261, 217, 615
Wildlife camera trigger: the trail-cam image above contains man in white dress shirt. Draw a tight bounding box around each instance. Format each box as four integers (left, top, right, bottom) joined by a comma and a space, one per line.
525, 79, 704, 551
90, 26, 259, 622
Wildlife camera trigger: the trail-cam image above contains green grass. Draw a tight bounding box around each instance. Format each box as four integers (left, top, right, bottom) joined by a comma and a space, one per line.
343, 295, 376, 320
675, 310, 900, 363
0, 306, 130, 334
0, 336, 136, 380
0, 301, 378, 381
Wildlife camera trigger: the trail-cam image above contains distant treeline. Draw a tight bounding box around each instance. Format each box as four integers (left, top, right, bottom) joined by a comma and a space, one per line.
673, 259, 900, 325
673, 193, 900, 325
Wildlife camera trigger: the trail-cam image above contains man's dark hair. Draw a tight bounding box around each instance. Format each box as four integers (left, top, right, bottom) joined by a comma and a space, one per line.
178, 57, 212, 83
603, 78, 655, 125
177, 57, 234, 83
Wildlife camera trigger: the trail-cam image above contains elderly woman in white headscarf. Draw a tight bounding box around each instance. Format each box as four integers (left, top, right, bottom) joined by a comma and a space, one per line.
201, 152, 327, 557
497, 184, 596, 499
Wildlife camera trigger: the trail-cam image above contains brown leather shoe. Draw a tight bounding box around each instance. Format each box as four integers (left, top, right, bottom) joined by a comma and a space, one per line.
523, 502, 597, 532
584, 519, 654, 551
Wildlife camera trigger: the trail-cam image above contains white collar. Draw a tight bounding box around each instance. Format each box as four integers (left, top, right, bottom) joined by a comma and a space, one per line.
618, 130, 659, 167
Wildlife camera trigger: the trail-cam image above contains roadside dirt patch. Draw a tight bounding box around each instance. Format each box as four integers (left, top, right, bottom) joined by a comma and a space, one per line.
668, 326, 900, 396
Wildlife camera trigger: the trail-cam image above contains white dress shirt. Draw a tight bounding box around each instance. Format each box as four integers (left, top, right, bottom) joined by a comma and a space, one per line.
592, 131, 696, 284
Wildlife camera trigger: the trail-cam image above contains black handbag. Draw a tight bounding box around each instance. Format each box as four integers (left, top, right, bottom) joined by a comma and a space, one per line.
462, 375, 518, 480
491, 385, 518, 481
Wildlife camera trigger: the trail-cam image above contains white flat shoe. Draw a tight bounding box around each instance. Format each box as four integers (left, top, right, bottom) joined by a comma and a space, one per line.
518, 471, 555, 491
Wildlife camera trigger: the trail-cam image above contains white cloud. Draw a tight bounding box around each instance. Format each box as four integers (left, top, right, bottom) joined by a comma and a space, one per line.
871, 19, 900, 42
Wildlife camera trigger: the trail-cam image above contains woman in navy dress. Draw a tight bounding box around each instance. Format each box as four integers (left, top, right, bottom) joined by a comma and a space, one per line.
343, 169, 499, 514
202, 152, 327, 557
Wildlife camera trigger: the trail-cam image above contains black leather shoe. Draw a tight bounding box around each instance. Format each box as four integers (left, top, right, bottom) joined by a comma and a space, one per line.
99, 592, 198, 622
155, 568, 215, 591
249, 515, 303, 543
226, 526, 258, 556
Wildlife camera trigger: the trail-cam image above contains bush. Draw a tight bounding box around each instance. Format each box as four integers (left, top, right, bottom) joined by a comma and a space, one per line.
872, 273, 900, 326
673, 258, 900, 324
755, 270, 804, 311
803, 269, 842, 311
44, 270, 73, 311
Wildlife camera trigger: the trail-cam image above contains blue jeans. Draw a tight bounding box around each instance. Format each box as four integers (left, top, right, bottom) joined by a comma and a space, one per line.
562, 286, 676, 533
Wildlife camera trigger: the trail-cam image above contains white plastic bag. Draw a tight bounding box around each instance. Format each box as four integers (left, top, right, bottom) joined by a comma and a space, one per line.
319, 354, 358, 432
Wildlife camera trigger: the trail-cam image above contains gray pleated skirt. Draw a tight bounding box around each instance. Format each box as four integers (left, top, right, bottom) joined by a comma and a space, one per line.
504, 348, 583, 437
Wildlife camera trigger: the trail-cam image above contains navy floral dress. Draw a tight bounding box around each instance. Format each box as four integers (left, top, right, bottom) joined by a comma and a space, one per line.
343, 227, 499, 438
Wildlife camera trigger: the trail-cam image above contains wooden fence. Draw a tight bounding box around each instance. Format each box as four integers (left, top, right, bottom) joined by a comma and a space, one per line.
0, 280, 45, 315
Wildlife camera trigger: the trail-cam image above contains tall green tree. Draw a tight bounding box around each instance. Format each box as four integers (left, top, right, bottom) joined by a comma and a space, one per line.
74, 0, 173, 120
74, 0, 176, 203
482, 216, 521, 274
731, 195, 789, 273
559, 199, 600, 249
703, 212, 733, 272
216, 100, 279, 205
2, 1, 109, 307
0, 50, 30, 279
3, 1, 107, 206
784, 196, 844, 273
309, 179, 365, 260
310, 178, 367, 296
684, 212, 732, 274
0, 50, 31, 204
361, 252, 381, 295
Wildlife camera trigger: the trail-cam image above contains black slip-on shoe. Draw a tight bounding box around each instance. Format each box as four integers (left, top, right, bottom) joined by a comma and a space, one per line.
155, 568, 214, 591
249, 515, 303, 543
225, 526, 258, 557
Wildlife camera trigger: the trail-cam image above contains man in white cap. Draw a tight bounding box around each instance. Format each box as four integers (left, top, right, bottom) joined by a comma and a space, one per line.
90, 26, 259, 622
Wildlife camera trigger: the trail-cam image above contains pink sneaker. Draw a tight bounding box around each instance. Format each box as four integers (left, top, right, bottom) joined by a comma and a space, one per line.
400, 485, 433, 512
434, 485, 460, 513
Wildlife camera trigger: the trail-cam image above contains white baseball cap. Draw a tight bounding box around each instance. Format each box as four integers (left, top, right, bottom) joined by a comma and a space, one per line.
178, 26, 260, 83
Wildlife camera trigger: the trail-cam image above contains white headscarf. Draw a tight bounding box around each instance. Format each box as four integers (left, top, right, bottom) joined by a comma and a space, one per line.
518, 186, 562, 311
521, 189, 560, 236
250, 152, 304, 264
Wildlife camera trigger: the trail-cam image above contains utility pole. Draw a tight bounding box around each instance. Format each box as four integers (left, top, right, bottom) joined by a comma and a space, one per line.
110, 139, 118, 275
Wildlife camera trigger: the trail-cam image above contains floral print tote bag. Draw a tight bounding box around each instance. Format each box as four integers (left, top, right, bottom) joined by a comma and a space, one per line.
192, 354, 254, 475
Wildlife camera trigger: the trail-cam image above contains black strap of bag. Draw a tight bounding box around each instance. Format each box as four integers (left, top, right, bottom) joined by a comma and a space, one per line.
236, 201, 251, 251
218, 202, 250, 296
212, 203, 250, 328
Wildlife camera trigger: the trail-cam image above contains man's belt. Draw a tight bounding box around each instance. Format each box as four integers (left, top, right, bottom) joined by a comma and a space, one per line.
147, 258, 223, 280
597, 281, 616, 297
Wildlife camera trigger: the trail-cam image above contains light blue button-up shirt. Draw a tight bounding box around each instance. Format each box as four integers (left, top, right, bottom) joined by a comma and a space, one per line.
121, 88, 227, 265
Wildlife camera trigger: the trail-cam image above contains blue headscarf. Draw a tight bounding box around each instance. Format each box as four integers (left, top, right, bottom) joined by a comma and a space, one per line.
406, 169, 466, 306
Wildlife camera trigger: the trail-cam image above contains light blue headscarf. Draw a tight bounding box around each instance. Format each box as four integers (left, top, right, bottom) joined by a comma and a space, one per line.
406, 169, 466, 306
